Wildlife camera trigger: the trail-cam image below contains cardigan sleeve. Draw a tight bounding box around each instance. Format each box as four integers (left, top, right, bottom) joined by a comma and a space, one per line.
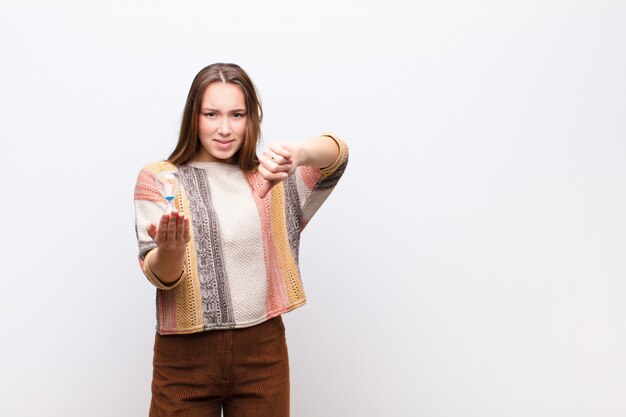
289, 133, 349, 229
133, 162, 184, 290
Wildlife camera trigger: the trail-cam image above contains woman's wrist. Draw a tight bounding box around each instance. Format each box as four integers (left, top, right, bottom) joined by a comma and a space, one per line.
293, 142, 308, 168
149, 246, 186, 284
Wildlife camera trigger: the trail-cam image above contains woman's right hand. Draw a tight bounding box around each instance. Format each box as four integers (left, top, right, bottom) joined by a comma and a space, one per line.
147, 210, 191, 250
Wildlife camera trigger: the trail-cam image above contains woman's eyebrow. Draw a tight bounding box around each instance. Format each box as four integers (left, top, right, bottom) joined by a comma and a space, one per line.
200, 107, 247, 112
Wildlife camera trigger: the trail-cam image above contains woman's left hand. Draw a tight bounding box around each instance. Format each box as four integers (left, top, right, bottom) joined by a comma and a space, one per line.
257, 142, 301, 198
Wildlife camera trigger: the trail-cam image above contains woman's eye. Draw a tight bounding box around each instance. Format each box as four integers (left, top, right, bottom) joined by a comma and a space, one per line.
233, 113, 245, 118
204, 112, 216, 117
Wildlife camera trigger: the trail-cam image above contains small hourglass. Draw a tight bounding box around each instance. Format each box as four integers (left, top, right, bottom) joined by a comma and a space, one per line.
156, 171, 180, 214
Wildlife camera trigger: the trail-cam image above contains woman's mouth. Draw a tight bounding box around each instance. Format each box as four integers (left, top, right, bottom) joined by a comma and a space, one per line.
214, 139, 235, 150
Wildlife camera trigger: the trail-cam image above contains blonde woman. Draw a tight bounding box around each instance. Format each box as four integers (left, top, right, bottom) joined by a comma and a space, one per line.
134, 63, 348, 417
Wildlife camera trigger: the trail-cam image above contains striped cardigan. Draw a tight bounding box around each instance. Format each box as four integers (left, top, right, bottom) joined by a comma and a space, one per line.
134, 134, 348, 334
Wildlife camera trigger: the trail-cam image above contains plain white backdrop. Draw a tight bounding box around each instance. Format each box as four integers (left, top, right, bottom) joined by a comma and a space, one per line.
1, 1, 625, 416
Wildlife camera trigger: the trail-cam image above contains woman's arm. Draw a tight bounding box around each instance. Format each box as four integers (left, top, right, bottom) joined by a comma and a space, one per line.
257, 134, 341, 198
293, 134, 340, 170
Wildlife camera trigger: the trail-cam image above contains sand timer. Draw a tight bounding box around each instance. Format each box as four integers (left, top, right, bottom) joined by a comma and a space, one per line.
156, 171, 180, 214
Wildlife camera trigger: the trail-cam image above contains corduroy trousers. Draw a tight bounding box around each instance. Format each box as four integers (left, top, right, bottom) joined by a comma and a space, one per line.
149, 316, 290, 417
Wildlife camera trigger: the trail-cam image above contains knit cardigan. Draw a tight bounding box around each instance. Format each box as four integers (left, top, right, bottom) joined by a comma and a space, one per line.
134, 134, 348, 334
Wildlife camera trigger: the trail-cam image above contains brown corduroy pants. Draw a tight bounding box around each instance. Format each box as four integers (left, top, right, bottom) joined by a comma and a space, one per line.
149, 316, 290, 417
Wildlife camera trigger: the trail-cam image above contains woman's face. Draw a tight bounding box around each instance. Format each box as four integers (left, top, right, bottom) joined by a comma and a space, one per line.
195, 82, 248, 163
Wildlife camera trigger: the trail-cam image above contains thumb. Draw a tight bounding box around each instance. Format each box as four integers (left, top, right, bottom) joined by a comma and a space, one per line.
257, 180, 276, 199
147, 223, 157, 240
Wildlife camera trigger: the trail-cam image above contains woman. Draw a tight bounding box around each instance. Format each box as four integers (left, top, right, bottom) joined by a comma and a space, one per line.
134, 63, 348, 416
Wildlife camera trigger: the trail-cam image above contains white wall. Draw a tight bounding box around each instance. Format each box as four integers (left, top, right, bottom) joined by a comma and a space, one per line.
1, 1, 625, 416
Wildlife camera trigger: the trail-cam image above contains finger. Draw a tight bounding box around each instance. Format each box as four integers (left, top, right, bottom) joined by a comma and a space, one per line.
167, 211, 179, 239
176, 213, 185, 240
269, 144, 291, 160
268, 152, 292, 166
264, 144, 291, 163
258, 164, 289, 182
147, 223, 157, 240
268, 153, 284, 164
158, 214, 170, 240
258, 180, 275, 199
265, 159, 292, 173
183, 217, 191, 242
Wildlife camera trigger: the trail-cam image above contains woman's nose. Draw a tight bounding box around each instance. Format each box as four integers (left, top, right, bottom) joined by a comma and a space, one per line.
217, 117, 231, 135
